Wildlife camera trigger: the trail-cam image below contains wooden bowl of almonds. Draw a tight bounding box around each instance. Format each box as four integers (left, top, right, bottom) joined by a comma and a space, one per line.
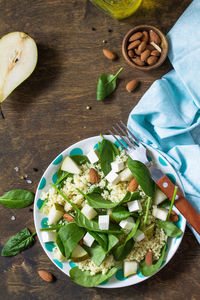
122, 25, 168, 71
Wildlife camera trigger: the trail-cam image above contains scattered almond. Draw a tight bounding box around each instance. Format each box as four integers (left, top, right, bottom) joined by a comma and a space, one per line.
145, 250, 153, 266
89, 168, 99, 184
138, 41, 146, 53
141, 31, 149, 43
129, 32, 143, 42
79, 237, 84, 246
126, 80, 140, 93
103, 49, 117, 60
147, 55, 158, 65
151, 49, 160, 57
141, 49, 151, 62
146, 44, 155, 51
134, 48, 142, 56
128, 177, 138, 192
149, 30, 161, 44
38, 270, 53, 282
170, 210, 179, 223
132, 56, 145, 66
128, 40, 141, 50
63, 214, 74, 222
128, 50, 135, 58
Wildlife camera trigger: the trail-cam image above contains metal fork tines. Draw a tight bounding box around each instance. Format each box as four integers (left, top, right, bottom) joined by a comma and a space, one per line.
109, 120, 149, 165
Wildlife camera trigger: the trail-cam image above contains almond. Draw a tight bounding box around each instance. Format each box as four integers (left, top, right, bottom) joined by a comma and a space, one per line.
128, 177, 138, 192
170, 210, 179, 223
129, 31, 143, 42
89, 168, 99, 184
141, 49, 151, 62
145, 250, 153, 266
132, 56, 145, 66
128, 40, 141, 50
126, 80, 140, 93
63, 214, 74, 222
146, 44, 155, 51
138, 41, 146, 53
151, 50, 160, 56
141, 31, 149, 43
79, 237, 84, 246
149, 30, 161, 45
38, 270, 53, 282
128, 50, 135, 58
147, 55, 158, 65
134, 48, 142, 56
103, 49, 117, 60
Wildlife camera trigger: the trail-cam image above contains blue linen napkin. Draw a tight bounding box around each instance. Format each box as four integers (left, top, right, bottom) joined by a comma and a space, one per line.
127, 0, 200, 243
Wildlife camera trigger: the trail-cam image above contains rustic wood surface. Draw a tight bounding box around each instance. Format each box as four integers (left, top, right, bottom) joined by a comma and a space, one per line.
0, 0, 199, 299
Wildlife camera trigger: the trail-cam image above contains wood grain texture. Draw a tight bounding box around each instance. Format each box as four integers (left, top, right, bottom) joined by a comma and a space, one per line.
0, 0, 199, 299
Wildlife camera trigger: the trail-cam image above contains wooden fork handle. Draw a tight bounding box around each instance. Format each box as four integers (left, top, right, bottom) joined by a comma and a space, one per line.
156, 175, 200, 235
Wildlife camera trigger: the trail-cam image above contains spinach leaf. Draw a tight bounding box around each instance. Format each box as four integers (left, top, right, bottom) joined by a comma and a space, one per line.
130, 191, 142, 201
0, 189, 34, 209
1, 228, 36, 256
56, 233, 65, 257
70, 155, 89, 165
158, 199, 171, 208
74, 212, 121, 234
111, 206, 132, 222
85, 234, 119, 266
57, 223, 86, 259
113, 217, 140, 261
139, 244, 167, 276
69, 264, 119, 287
97, 67, 123, 101
99, 137, 119, 176
157, 220, 182, 237
39, 198, 48, 212
56, 168, 72, 186
127, 158, 155, 197
88, 231, 108, 250
40, 224, 63, 231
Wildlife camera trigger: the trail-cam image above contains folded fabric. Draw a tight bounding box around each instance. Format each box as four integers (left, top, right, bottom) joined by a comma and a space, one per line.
127, 0, 200, 243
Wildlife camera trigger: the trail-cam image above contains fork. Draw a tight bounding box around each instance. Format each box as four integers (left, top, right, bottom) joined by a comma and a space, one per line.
109, 120, 200, 235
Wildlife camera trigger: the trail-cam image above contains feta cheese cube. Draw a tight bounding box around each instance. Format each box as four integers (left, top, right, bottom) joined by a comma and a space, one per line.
152, 206, 168, 221
81, 204, 97, 220
83, 232, 95, 247
105, 170, 120, 185
98, 215, 110, 230
87, 148, 99, 164
119, 168, 133, 181
133, 229, 145, 242
127, 200, 142, 212
123, 261, 138, 277
111, 161, 124, 172
119, 217, 135, 231
41, 231, 56, 243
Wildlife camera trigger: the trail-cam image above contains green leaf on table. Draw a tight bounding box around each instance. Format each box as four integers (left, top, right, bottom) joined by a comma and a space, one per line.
139, 244, 167, 276
1, 228, 36, 256
69, 264, 119, 287
127, 158, 155, 197
157, 220, 182, 237
97, 67, 123, 101
99, 137, 119, 176
57, 223, 86, 259
0, 189, 34, 209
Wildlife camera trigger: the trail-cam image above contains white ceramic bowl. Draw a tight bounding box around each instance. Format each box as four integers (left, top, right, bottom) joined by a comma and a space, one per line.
34, 135, 186, 288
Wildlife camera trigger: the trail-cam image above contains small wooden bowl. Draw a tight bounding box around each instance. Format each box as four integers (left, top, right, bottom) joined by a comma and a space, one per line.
122, 25, 168, 71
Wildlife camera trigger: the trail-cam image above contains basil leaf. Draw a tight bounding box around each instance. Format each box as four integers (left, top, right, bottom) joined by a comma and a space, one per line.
0, 189, 34, 209
139, 244, 167, 276
57, 223, 86, 259
99, 137, 119, 176
88, 231, 108, 250
74, 212, 121, 234
69, 265, 119, 287
85, 234, 118, 266
157, 220, 182, 237
111, 206, 132, 222
70, 155, 89, 165
1, 228, 35, 256
97, 67, 123, 101
127, 158, 155, 197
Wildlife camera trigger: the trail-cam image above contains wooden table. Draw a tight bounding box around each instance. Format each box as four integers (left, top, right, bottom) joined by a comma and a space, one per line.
0, 0, 199, 299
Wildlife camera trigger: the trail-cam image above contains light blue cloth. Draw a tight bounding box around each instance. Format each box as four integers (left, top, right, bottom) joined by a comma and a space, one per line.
127, 0, 200, 243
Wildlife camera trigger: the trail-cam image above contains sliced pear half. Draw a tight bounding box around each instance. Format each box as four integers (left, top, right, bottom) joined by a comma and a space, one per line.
0, 32, 38, 109
61, 156, 81, 174
71, 245, 89, 262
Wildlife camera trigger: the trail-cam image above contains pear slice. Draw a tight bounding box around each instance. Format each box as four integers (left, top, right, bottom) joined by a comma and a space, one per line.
0, 32, 38, 114
71, 245, 89, 262
61, 156, 81, 174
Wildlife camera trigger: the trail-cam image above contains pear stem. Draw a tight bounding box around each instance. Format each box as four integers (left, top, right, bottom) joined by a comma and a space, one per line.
0, 105, 5, 119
